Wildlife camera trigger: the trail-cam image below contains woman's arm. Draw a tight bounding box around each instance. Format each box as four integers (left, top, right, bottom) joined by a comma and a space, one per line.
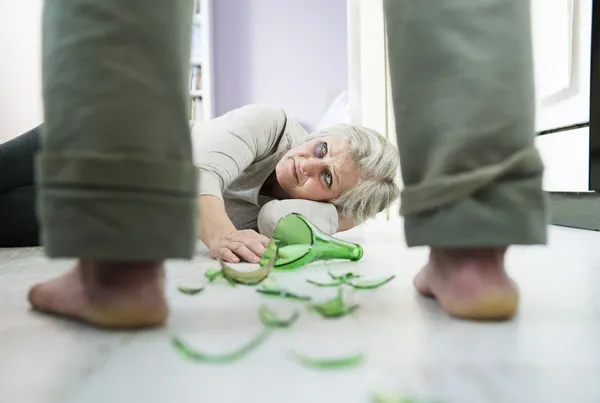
191, 104, 290, 201
192, 104, 291, 262
198, 195, 269, 263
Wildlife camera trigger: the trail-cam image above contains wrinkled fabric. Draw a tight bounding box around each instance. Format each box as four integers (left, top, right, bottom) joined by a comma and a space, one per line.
384, 0, 547, 246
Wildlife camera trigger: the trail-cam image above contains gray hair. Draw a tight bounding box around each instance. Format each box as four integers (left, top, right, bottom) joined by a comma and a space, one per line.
304, 124, 400, 223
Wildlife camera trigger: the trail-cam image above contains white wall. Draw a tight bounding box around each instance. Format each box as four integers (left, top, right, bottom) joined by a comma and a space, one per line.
212, 0, 348, 131
0, 1, 43, 144
533, 0, 592, 192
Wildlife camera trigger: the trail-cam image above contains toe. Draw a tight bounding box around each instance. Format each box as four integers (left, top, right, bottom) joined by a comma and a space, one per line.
27, 280, 71, 314
413, 265, 435, 298
27, 283, 44, 310
27, 269, 86, 318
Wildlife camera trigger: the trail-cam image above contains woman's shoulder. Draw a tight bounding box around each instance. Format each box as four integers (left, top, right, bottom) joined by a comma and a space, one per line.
242, 103, 288, 119
240, 104, 308, 141
189, 103, 288, 131
190, 103, 308, 148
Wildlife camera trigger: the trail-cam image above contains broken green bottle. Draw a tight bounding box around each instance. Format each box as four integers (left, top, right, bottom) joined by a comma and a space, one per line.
260, 213, 363, 270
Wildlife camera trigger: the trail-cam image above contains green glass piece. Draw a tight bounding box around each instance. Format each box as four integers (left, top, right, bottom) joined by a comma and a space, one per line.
290, 351, 365, 369
349, 275, 396, 290
204, 268, 223, 282
204, 268, 236, 286
306, 278, 343, 287
177, 286, 205, 295
220, 241, 278, 285
328, 271, 362, 283
256, 285, 312, 301
258, 305, 300, 328
171, 329, 271, 364
371, 392, 426, 403
259, 213, 363, 270
309, 289, 359, 318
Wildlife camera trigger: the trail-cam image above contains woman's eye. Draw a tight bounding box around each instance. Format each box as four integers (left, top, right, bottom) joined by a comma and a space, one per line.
323, 171, 332, 188
316, 142, 328, 158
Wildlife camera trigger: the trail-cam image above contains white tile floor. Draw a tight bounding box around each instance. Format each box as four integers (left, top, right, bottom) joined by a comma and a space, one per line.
1, 219, 600, 403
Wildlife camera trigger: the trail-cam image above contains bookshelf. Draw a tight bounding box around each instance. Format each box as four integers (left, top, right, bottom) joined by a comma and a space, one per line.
189, 0, 213, 122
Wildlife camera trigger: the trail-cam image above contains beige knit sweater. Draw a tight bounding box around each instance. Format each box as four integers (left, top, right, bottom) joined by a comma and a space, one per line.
190, 104, 338, 237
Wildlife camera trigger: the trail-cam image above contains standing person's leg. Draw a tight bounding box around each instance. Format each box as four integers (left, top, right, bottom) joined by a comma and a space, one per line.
0, 126, 42, 246
28, 0, 197, 328
383, 0, 547, 319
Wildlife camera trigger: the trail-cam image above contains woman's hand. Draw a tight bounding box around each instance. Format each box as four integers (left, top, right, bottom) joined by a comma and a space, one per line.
208, 229, 270, 263
198, 196, 270, 263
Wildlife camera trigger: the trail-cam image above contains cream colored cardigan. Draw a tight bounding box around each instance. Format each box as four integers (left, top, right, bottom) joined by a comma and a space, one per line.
190, 104, 338, 237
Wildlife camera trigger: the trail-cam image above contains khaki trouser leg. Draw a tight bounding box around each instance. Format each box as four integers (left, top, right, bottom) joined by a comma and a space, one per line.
383, 0, 548, 246
37, 0, 197, 259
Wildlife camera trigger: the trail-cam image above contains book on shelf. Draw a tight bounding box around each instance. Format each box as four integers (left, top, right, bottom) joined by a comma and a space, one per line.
190, 0, 202, 58
189, 65, 202, 94
190, 98, 204, 122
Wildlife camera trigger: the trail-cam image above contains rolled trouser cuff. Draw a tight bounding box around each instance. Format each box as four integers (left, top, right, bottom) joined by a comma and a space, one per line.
402, 147, 548, 247
36, 152, 198, 259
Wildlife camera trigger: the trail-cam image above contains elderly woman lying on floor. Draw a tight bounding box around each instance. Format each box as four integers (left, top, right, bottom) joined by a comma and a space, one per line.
0, 104, 400, 261
193, 104, 400, 263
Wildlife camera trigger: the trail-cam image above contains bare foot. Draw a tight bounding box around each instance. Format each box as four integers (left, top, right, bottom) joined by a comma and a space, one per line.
28, 261, 168, 329
414, 247, 518, 320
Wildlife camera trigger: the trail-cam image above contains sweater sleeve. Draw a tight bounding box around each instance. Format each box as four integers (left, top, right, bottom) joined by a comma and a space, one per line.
190, 104, 289, 200
257, 199, 339, 238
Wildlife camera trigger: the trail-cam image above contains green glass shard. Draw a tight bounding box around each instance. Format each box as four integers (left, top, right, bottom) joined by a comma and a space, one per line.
309, 289, 359, 318
177, 286, 205, 295
290, 351, 364, 369
258, 305, 300, 328
220, 241, 278, 285
328, 271, 362, 283
267, 214, 313, 270
256, 285, 312, 301
306, 278, 342, 287
204, 268, 223, 282
276, 244, 313, 267
204, 268, 236, 286
171, 328, 271, 364
348, 275, 396, 290
371, 392, 426, 403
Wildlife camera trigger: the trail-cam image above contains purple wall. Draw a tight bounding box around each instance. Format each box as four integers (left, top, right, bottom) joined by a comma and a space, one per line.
212, 0, 348, 131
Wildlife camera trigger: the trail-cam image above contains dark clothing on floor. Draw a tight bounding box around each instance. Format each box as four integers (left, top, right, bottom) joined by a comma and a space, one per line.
0, 127, 41, 247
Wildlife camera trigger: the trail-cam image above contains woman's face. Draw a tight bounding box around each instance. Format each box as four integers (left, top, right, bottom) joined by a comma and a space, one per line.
275, 134, 359, 201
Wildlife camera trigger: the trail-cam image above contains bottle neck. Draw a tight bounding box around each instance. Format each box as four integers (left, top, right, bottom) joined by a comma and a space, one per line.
312, 234, 363, 261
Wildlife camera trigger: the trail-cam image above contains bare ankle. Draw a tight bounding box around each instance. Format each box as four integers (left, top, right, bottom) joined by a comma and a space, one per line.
79, 260, 164, 288
429, 247, 507, 269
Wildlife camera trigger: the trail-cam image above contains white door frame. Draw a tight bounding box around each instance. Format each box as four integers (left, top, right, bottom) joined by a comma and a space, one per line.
346, 0, 388, 137
347, 0, 401, 220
